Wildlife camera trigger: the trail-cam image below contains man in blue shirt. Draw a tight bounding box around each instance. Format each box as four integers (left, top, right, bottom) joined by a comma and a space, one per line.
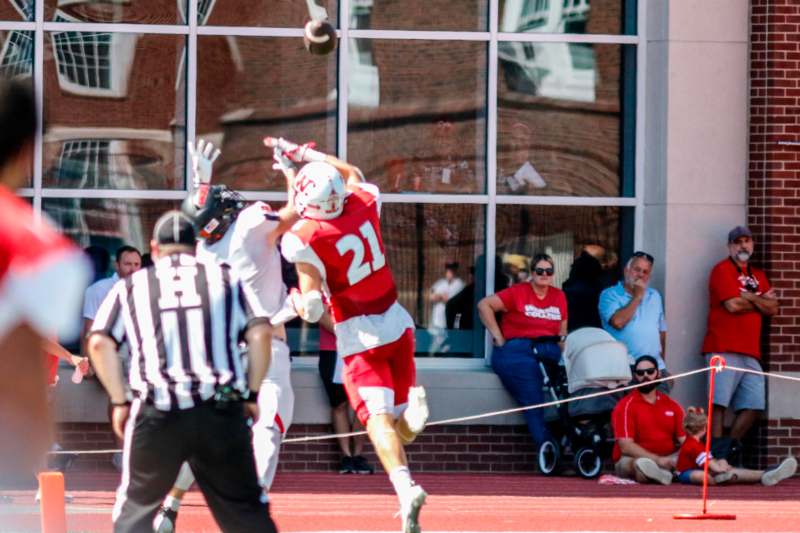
599, 252, 670, 390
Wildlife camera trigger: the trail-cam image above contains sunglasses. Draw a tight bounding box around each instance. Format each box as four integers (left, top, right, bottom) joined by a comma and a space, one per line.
534, 267, 555, 276
632, 251, 655, 264
634, 367, 657, 377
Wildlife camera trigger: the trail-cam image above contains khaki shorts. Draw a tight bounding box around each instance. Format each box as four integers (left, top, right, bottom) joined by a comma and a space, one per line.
614, 452, 678, 477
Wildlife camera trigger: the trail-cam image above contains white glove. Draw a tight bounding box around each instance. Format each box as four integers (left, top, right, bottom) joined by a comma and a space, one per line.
272, 146, 296, 174
188, 139, 221, 188
263, 136, 320, 163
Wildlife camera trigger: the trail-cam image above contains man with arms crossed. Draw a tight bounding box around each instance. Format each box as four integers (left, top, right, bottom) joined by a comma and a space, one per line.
274, 137, 430, 533
702, 226, 779, 443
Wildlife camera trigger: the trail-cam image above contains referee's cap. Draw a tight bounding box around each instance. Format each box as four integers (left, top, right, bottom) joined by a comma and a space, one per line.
153, 210, 196, 246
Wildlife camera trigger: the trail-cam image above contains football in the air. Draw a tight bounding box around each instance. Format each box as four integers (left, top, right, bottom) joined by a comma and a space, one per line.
303, 19, 337, 56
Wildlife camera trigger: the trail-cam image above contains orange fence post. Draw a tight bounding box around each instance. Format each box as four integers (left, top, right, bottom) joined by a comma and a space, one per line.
39, 471, 67, 533
674, 355, 736, 521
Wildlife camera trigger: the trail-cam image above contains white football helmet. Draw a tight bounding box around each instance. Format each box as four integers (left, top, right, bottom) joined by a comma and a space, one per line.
293, 161, 346, 220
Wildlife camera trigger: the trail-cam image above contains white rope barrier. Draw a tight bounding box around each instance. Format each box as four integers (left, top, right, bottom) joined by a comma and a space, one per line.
47, 362, 796, 453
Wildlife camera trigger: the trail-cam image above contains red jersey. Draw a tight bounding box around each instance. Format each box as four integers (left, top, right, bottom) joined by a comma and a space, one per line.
0, 186, 90, 341
702, 258, 770, 359
496, 283, 567, 340
283, 183, 414, 357
611, 390, 685, 462
676, 435, 710, 473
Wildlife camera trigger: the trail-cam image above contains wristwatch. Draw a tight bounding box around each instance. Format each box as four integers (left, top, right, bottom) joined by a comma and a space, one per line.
243, 389, 260, 403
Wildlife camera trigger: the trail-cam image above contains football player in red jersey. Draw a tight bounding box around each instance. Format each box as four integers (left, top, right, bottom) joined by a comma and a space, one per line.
270, 137, 429, 533
0, 79, 91, 483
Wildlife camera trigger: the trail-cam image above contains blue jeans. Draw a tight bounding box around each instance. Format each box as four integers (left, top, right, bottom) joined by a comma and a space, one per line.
491, 338, 562, 447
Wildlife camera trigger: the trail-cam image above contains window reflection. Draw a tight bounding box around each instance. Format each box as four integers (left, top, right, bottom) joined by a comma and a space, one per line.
43, 33, 186, 189
385, 203, 486, 357
196, 36, 337, 191
199, 0, 338, 28
495, 205, 629, 291
350, 0, 487, 31
44, 0, 183, 25
0, 0, 33, 21
499, 0, 629, 35
348, 39, 487, 194
42, 198, 180, 253
0, 29, 33, 80
498, 43, 632, 196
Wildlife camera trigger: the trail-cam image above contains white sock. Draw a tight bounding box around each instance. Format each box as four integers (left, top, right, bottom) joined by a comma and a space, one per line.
389, 466, 414, 497
164, 495, 181, 511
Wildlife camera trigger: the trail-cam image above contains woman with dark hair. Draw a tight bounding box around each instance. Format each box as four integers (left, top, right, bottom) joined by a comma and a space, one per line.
477, 253, 568, 454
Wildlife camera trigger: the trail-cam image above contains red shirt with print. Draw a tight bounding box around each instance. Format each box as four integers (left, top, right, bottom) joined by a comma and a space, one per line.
611, 390, 685, 462
496, 282, 567, 340
676, 435, 710, 473
702, 258, 771, 359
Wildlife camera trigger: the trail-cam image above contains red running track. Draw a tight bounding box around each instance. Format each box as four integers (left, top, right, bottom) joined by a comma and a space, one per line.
1, 472, 799, 532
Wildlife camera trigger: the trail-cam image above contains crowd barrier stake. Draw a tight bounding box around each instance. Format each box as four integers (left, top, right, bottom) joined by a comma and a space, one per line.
674, 354, 736, 521
38, 471, 67, 533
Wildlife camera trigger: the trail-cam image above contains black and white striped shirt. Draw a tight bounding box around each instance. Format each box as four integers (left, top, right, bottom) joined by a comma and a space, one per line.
91, 253, 264, 411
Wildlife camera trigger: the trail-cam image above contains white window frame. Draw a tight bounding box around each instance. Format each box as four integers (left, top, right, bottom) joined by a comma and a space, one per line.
14, 0, 645, 370
50, 10, 137, 97
0, 29, 34, 78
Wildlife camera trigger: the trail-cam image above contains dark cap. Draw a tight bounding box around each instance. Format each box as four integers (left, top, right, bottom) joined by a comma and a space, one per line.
153, 210, 196, 246
445, 261, 460, 271
634, 355, 659, 370
728, 225, 752, 243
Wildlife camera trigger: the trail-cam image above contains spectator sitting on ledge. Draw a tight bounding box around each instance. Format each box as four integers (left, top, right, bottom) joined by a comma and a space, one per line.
477, 253, 567, 455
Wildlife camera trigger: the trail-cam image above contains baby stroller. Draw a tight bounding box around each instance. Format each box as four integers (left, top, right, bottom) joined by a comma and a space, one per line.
537, 328, 631, 478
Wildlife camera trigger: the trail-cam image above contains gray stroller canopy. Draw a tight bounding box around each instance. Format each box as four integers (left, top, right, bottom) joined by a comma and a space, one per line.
563, 327, 632, 394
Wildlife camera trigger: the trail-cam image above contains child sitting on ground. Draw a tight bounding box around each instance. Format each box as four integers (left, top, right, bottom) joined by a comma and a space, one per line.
676, 407, 797, 486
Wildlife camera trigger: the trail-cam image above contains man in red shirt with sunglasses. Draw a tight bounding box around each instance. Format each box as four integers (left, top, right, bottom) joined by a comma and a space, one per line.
611, 355, 686, 485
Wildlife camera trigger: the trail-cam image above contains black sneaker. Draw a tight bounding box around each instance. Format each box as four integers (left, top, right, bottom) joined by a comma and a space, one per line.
339, 455, 355, 474
352, 455, 374, 475
153, 506, 178, 533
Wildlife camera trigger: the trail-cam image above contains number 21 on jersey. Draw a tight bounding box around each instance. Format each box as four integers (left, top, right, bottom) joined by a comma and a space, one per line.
335, 221, 386, 286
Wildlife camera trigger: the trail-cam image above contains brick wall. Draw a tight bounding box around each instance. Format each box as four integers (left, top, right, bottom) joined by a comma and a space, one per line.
57, 423, 541, 474
748, 0, 800, 465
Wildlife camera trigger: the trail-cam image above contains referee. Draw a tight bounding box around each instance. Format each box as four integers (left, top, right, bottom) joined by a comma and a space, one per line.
87, 210, 276, 533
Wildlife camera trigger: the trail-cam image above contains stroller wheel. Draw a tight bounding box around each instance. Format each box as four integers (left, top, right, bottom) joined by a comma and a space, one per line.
574, 447, 602, 479
538, 440, 560, 476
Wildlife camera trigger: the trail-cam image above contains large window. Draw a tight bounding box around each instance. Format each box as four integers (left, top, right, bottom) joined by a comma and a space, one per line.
15, 0, 639, 360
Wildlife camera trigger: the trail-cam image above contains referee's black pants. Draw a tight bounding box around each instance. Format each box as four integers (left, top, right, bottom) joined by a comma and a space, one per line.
113, 399, 276, 533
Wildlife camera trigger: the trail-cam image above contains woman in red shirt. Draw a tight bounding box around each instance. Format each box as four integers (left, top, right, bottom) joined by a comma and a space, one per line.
478, 253, 568, 451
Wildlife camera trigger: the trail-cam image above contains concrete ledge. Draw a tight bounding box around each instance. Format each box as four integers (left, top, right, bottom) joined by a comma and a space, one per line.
54, 364, 525, 426
768, 372, 800, 420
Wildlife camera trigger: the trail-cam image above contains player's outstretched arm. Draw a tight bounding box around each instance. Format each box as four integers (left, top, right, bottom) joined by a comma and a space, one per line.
266, 145, 300, 245
41, 337, 89, 373
264, 136, 365, 186
188, 139, 221, 189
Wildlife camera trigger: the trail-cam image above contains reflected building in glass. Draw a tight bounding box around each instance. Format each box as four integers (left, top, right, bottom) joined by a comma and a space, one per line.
7, 0, 636, 364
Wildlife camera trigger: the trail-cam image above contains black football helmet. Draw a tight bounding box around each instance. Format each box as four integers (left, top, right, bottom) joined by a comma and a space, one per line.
181, 184, 244, 244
